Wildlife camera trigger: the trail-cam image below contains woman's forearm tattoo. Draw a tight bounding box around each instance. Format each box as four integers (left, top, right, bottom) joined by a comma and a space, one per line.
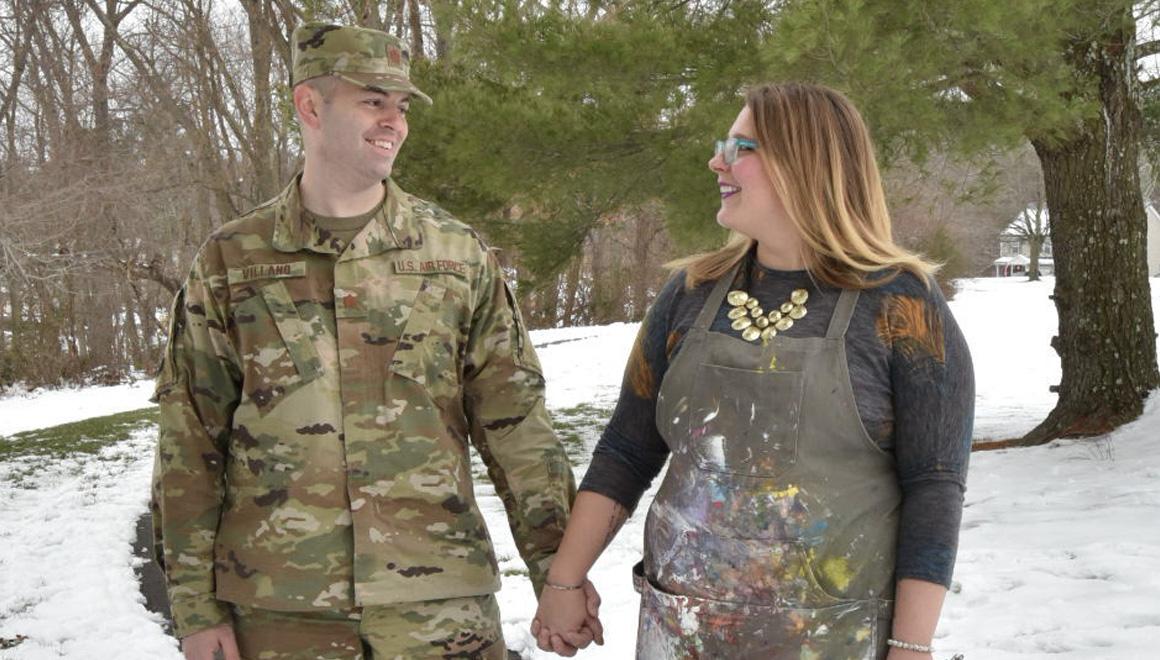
601, 503, 629, 551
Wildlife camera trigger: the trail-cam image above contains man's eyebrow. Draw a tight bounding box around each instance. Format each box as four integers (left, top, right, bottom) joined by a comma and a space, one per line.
365, 88, 410, 103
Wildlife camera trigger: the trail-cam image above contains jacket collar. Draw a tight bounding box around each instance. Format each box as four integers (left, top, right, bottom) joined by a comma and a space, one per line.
271, 175, 423, 258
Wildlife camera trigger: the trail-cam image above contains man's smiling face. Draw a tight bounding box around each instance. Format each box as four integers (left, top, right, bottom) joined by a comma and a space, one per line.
314, 79, 411, 186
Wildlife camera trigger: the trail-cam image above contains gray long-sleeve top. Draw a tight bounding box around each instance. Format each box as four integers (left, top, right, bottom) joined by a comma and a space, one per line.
579, 259, 975, 587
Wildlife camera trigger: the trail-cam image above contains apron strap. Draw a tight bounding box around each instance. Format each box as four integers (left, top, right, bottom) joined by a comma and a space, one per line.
693, 262, 743, 331
825, 289, 861, 339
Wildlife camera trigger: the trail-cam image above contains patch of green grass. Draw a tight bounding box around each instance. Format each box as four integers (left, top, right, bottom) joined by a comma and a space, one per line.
551, 403, 613, 466
0, 407, 158, 461
502, 567, 529, 578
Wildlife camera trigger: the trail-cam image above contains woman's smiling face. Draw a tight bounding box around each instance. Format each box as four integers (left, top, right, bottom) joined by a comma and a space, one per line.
708, 106, 791, 244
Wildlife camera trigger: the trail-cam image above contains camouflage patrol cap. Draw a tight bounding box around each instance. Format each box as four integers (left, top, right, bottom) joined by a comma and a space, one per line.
292, 23, 432, 104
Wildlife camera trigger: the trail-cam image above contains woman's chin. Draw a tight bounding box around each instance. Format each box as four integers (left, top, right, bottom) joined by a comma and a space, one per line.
715, 209, 732, 229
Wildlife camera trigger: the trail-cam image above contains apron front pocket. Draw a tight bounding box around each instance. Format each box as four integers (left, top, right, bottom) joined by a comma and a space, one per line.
636, 573, 884, 660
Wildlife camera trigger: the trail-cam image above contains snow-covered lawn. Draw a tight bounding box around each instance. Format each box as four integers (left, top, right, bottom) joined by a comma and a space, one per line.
1, 277, 1158, 659
0, 380, 155, 437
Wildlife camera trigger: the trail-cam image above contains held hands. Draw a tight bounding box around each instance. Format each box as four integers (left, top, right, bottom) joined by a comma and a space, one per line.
531, 579, 604, 657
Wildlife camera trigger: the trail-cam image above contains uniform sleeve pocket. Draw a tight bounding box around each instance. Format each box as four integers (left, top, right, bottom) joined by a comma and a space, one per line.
151, 288, 186, 403
501, 279, 541, 373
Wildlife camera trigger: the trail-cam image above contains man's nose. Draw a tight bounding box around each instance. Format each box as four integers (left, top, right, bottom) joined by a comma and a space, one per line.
378, 105, 404, 125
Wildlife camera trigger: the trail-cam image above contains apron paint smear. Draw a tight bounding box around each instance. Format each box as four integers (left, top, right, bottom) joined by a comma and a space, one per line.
636, 265, 900, 659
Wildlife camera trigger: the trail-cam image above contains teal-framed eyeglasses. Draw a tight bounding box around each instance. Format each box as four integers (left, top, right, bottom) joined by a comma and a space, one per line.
714, 137, 758, 165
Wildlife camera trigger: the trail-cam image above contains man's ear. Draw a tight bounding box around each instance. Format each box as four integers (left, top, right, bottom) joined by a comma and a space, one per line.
293, 85, 323, 130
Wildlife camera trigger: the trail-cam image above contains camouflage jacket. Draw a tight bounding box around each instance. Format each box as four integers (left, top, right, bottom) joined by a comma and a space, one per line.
151, 176, 576, 638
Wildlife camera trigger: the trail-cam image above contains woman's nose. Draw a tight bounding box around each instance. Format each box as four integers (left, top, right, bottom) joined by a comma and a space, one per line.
708, 152, 727, 173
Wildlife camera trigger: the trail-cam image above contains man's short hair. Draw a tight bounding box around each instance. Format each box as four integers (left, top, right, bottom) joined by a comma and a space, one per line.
303, 76, 339, 103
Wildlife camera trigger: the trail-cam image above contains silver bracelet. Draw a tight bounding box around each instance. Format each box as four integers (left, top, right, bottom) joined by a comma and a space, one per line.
543, 579, 584, 591
886, 638, 934, 653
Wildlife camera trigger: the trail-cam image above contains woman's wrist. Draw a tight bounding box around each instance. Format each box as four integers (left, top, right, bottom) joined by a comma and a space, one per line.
546, 557, 588, 587
543, 577, 585, 591
545, 568, 586, 588
886, 637, 935, 658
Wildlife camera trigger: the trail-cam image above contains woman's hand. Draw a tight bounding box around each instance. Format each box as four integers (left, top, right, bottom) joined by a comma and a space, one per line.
532, 580, 603, 656
529, 491, 624, 655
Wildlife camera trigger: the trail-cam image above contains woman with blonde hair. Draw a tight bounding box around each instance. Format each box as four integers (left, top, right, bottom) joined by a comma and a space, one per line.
533, 83, 974, 659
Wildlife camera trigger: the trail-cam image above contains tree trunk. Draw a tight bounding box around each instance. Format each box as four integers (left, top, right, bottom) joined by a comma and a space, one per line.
408, 0, 425, 58
244, 0, 279, 200
393, 0, 406, 38
430, 0, 452, 59
1027, 237, 1041, 281
548, 275, 562, 327
1022, 17, 1160, 445
561, 257, 582, 326
351, 0, 385, 30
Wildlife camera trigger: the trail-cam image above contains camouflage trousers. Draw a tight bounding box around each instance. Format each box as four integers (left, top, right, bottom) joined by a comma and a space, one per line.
229, 594, 507, 660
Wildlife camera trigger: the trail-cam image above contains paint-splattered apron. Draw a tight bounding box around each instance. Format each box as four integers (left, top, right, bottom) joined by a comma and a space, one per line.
635, 265, 899, 659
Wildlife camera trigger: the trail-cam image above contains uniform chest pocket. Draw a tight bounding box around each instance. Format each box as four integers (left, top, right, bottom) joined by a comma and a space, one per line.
687, 363, 804, 478
390, 279, 461, 401
233, 281, 324, 415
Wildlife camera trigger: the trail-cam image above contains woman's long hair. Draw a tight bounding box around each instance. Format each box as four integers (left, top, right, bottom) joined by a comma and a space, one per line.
672, 83, 938, 289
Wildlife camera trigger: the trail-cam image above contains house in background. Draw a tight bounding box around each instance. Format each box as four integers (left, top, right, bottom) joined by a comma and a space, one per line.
993, 206, 1052, 277
993, 205, 1160, 277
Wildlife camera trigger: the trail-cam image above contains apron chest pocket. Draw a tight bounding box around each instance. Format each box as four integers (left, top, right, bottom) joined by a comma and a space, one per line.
687, 362, 804, 478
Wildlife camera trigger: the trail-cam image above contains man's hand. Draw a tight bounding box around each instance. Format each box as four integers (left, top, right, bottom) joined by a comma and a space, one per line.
181, 623, 240, 660
581, 579, 604, 646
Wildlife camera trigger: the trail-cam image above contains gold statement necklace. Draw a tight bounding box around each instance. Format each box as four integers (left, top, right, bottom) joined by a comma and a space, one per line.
726, 287, 809, 342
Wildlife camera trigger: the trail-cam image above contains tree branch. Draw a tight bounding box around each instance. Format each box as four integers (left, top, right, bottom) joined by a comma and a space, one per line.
1138, 39, 1160, 61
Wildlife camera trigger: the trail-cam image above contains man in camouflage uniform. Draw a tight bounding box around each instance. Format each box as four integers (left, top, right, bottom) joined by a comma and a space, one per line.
151, 23, 598, 660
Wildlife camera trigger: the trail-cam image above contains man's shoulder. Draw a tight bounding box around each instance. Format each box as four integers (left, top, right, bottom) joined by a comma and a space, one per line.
184, 197, 282, 277
206, 196, 281, 246
399, 190, 488, 253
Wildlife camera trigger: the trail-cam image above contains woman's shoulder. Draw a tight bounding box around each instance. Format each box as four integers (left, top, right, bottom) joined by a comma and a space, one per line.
658, 268, 719, 303
863, 268, 945, 305
644, 268, 720, 332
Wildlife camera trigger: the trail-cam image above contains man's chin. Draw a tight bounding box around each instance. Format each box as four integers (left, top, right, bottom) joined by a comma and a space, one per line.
350, 164, 393, 186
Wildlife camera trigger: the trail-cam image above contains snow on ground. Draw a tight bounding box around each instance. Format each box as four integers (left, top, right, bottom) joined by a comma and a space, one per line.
952, 278, 1062, 441
937, 392, 1160, 659
0, 428, 177, 658
0, 379, 154, 437
536, 322, 640, 411
1, 276, 1158, 659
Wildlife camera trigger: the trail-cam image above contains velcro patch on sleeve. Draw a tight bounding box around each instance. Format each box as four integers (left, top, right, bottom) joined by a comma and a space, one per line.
392, 258, 468, 277
227, 261, 308, 284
